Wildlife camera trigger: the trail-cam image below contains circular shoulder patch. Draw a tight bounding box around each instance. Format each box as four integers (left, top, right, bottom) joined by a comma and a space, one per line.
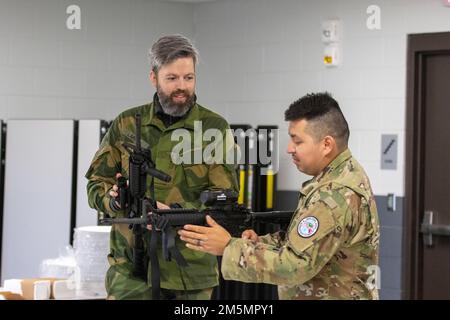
297, 216, 319, 238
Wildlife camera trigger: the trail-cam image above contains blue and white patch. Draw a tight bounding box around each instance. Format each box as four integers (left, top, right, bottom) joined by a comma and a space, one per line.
297, 216, 319, 238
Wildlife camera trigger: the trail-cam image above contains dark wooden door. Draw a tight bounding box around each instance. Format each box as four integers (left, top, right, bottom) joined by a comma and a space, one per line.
405, 32, 450, 299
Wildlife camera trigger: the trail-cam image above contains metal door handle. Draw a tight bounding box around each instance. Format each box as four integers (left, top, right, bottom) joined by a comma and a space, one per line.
420, 211, 450, 247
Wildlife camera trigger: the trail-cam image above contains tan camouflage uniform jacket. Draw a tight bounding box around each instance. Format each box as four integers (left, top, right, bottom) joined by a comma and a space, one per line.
222, 149, 380, 299
86, 99, 238, 292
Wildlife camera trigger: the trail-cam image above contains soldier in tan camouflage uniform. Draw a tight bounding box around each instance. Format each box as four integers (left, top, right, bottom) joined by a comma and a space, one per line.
179, 92, 380, 300
85, 35, 238, 300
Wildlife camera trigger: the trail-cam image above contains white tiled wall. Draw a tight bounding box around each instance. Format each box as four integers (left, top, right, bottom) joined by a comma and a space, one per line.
193, 0, 450, 196
0, 0, 194, 121
1, 0, 450, 196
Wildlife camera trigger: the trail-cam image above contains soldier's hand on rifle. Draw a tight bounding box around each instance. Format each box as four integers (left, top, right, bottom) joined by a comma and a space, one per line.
179, 215, 231, 256
109, 173, 127, 211
108, 184, 121, 202
155, 201, 170, 210
241, 229, 259, 242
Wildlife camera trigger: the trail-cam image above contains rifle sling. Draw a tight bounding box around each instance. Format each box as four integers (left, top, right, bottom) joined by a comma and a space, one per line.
163, 226, 188, 267
149, 228, 161, 300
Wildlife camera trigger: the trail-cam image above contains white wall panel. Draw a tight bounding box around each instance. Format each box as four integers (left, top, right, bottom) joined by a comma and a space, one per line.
76, 120, 102, 228
1, 120, 74, 282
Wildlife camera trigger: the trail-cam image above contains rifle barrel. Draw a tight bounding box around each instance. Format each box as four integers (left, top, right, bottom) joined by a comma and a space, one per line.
101, 217, 147, 225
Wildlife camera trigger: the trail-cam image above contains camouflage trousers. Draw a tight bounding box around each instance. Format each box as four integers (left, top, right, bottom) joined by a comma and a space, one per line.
105, 265, 214, 300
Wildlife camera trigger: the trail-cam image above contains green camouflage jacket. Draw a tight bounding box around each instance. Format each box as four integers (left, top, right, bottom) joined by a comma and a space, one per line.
85, 100, 238, 290
221, 149, 380, 299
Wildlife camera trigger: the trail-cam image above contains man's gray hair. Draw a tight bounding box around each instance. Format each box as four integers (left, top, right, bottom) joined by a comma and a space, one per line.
149, 34, 199, 73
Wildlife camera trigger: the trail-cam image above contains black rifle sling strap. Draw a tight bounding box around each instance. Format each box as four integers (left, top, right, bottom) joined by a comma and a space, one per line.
132, 225, 147, 281
149, 227, 160, 300
148, 214, 189, 299
147, 176, 161, 300
162, 223, 188, 267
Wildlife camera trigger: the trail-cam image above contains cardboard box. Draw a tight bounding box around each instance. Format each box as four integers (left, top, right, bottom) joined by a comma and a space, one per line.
2, 278, 76, 300
51, 280, 77, 299
0, 291, 25, 300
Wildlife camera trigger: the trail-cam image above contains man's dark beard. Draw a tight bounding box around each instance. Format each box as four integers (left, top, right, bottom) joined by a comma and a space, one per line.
157, 86, 195, 117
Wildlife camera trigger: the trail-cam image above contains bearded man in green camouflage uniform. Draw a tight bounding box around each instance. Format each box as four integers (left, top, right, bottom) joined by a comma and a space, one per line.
179, 92, 380, 300
85, 35, 238, 300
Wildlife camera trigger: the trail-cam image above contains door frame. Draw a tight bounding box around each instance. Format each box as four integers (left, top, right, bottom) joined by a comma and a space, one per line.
404, 32, 450, 300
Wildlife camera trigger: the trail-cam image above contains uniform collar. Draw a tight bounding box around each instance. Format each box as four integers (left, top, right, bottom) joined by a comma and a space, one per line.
300, 148, 352, 196
143, 93, 199, 131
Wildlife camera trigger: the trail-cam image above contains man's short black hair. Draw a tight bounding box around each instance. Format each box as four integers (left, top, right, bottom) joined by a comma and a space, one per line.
284, 92, 350, 149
